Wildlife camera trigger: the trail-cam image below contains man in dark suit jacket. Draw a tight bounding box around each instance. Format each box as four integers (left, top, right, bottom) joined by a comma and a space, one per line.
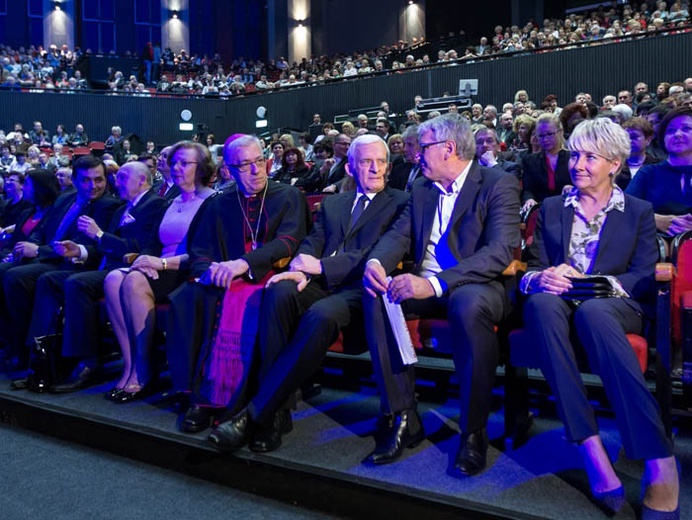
321, 133, 351, 192
473, 127, 521, 179
166, 135, 308, 431
151, 146, 180, 201
388, 124, 423, 192
25, 162, 165, 392
206, 135, 409, 452
362, 114, 520, 475
2, 155, 121, 368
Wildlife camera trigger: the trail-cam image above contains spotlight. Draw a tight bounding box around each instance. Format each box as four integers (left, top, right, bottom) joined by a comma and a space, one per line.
172, 10, 179, 19
52, 1, 63, 10
408, 1, 414, 5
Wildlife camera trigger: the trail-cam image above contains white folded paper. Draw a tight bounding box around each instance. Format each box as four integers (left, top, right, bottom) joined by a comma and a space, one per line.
383, 277, 418, 365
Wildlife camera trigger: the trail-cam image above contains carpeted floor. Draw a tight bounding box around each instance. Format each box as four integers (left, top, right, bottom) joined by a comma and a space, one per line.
0, 368, 689, 519
0, 426, 339, 520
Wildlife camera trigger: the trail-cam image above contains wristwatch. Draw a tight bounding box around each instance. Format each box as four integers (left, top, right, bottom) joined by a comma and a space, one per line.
96, 230, 104, 241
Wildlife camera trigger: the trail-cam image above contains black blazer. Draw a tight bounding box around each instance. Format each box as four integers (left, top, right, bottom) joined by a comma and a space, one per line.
298, 186, 409, 288
98, 190, 166, 269
369, 162, 521, 293
388, 158, 421, 192
29, 191, 122, 268
520, 149, 571, 203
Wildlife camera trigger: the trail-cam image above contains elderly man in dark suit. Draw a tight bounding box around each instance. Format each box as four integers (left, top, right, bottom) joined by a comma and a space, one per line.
388, 124, 423, 192
206, 134, 409, 453
362, 113, 521, 475
2, 155, 121, 371
24, 161, 165, 392
166, 134, 308, 432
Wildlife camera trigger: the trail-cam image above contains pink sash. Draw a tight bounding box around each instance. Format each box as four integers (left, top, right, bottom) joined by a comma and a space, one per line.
199, 272, 273, 407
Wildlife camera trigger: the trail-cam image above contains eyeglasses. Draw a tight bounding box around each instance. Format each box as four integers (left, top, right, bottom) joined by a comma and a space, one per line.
419, 140, 447, 153
171, 159, 198, 168
226, 157, 266, 172
536, 131, 558, 140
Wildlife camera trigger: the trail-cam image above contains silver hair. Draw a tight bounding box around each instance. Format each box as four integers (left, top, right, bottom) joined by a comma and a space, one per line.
347, 134, 389, 167
223, 135, 263, 163
567, 118, 630, 175
418, 113, 476, 160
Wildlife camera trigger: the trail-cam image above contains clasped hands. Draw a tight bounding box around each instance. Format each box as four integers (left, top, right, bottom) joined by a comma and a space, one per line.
265, 253, 322, 292
363, 261, 435, 302
130, 254, 166, 279
534, 263, 584, 295
657, 213, 692, 236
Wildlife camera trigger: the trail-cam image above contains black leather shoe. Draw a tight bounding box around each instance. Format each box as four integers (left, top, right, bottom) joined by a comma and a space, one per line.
181, 405, 219, 433
366, 409, 425, 465
249, 408, 293, 453
50, 364, 101, 393
454, 428, 489, 476
208, 408, 255, 452
10, 378, 28, 390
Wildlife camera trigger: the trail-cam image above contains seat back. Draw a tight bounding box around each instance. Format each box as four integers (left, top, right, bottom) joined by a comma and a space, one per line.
520, 202, 540, 253
670, 231, 692, 348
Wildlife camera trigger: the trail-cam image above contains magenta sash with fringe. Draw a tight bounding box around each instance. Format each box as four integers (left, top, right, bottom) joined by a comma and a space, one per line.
199, 272, 273, 407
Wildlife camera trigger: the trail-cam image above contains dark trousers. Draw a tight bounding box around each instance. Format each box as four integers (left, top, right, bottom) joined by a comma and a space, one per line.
523, 294, 673, 460
166, 280, 224, 392
3, 262, 70, 354
247, 280, 361, 424
27, 270, 107, 359
364, 282, 505, 432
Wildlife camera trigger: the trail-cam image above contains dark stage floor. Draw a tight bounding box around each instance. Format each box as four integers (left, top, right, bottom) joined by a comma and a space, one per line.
0, 366, 689, 519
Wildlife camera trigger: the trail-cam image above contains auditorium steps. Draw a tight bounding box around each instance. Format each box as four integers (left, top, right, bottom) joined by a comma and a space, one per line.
0, 364, 690, 520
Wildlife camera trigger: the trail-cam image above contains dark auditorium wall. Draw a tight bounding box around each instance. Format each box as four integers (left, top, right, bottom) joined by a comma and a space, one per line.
314, 0, 401, 55
0, 0, 42, 49
425, 0, 512, 42
2, 31, 690, 146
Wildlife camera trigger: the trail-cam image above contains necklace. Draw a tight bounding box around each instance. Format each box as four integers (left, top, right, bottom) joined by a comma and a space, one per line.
175, 193, 197, 212
236, 183, 268, 250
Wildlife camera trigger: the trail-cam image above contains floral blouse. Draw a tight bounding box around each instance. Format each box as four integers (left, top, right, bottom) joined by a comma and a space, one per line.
520, 185, 629, 297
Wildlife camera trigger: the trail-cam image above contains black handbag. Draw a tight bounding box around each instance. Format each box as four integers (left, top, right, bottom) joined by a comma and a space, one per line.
560, 276, 616, 301
25, 333, 67, 393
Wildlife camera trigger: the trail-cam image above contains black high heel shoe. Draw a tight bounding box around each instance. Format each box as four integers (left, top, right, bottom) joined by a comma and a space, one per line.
112, 384, 153, 404
104, 387, 124, 401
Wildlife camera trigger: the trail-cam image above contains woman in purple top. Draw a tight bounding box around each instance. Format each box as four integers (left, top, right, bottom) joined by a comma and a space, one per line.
104, 141, 216, 403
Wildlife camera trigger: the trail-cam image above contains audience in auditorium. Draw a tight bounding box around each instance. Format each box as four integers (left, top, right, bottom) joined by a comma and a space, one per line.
0, 6, 689, 514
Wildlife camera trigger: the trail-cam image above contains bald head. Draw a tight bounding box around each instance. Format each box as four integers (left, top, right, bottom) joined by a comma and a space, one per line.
117, 161, 152, 202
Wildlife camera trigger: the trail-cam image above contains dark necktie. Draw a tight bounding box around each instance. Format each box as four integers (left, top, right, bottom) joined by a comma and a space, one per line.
348, 195, 368, 233
157, 183, 168, 197
53, 200, 84, 241
406, 166, 420, 192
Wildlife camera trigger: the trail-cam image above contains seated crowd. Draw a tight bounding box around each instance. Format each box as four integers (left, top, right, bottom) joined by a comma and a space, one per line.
0, 67, 689, 520
1, 2, 690, 96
